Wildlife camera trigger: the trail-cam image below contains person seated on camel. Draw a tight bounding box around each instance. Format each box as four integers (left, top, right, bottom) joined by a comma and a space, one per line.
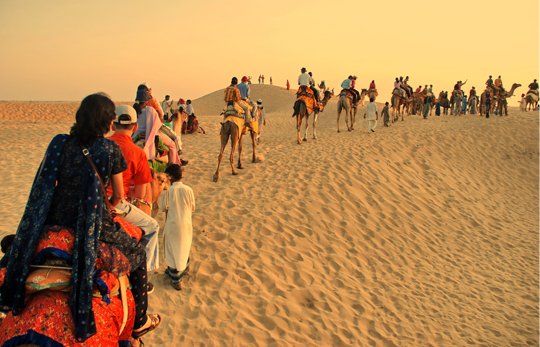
469, 86, 477, 98
415, 85, 422, 93
297, 67, 317, 107
403, 76, 413, 97
528, 79, 539, 95
308, 72, 320, 103
369, 80, 378, 96
494, 75, 503, 92
224, 77, 254, 130
136, 84, 164, 121
485, 75, 494, 89
342, 76, 358, 105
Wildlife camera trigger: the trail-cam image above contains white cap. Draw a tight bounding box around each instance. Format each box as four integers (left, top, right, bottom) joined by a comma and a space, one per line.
114, 105, 138, 124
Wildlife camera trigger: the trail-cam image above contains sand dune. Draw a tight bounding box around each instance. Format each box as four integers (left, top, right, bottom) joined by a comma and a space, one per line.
0, 87, 538, 346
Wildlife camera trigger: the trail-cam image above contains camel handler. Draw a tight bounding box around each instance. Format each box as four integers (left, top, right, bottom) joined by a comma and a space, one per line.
108, 105, 161, 275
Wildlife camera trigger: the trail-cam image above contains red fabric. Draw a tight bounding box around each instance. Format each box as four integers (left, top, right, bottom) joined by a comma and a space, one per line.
114, 216, 142, 242
0, 290, 135, 346
108, 133, 153, 198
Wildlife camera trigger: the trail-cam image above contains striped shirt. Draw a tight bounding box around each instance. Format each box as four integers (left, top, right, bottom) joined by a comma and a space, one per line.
224, 86, 241, 103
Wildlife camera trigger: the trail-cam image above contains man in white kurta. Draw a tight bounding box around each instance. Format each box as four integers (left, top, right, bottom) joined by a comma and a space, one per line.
364, 98, 379, 133
157, 167, 196, 277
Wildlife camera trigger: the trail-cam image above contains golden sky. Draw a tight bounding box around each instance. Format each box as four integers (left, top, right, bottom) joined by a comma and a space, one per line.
0, 0, 538, 102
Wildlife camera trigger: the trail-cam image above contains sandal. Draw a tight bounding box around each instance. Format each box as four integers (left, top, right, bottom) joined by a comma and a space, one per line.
132, 314, 161, 338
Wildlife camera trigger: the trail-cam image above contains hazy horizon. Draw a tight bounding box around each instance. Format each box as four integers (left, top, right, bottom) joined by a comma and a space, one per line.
1, 0, 538, 103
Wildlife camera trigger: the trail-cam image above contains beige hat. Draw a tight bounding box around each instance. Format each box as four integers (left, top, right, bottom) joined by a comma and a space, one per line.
114, 105, 138, 124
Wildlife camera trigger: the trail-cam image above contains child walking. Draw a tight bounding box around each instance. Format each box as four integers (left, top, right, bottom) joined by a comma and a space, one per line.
158, 164, 196, 290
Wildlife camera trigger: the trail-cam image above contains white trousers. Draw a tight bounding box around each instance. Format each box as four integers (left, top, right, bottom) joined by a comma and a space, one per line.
368, 119, 377, 132
116, 199, 160, 272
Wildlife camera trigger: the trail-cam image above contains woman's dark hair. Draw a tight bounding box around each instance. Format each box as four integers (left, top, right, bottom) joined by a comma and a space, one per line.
231, 77, 238, 85
165, 164, 182, 182
70, 93, 115, 145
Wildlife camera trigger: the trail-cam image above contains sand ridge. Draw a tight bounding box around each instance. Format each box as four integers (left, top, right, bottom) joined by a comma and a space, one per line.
0, 86, 538, 346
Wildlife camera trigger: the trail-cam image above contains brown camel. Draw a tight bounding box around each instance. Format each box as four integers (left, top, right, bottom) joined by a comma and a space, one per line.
213, 115, 242, 182
336, 91, 356, 132
391, 92, 408, 122
525, 92, 539, 111
292, 89, 333, 143
309, 90, 334, 140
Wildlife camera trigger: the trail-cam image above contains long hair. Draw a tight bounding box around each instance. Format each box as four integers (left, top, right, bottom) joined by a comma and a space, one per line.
70, 93, 115, 145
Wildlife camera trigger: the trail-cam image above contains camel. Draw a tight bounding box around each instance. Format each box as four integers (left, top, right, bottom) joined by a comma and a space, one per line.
390, 91, 408, 122
357, 88, 369, 106
290, 90, 333, 142
480, 83, 521, 116
336, 90, 357, 132
525, 92, 539, 111
306, 90, 333, 140
452, 90, 463, 115
212, 110, 242, 182
468, 95, 478, 114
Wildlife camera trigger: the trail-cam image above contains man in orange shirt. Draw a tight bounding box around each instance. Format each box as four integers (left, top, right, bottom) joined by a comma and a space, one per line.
109, 105, 160, 276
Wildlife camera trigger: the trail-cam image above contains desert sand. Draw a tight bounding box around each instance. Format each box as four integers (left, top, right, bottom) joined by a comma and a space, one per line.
0, 84, 538, 346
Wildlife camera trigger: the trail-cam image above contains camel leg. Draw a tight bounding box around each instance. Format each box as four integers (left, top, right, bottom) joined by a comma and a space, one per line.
344, 108, 350, 131
351, 107, 356, 130
229, 126, 239, 175
312, 112, 318, 139
337, 109, 341, 133
251, 131, 257, 163
237, 131, 244, 169
303, 114, 309, 141
213, 124, 230, 182
297, 115, 302, 144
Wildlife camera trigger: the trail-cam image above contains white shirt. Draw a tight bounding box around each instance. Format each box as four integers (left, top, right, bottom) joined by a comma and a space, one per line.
161, 99, 172, 114
366, 102, 378, 120
185, 104, 194, 116
158, 181, 196, 231
298, 72, 311, 87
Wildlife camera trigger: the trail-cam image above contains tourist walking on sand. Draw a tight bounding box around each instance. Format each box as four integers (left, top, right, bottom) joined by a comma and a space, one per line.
461, 95, 468, 115
270, 76, 273, 85
158, 164, 195, 291
422, 93, 432, 119
520, 93, 527, 112
255, 99, 266, 143
364, 97, 378, 132
286, 80, 290, 90
382, 102, 390, 126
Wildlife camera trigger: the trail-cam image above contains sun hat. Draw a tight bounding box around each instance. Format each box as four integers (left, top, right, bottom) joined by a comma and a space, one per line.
114, 105, 138, 124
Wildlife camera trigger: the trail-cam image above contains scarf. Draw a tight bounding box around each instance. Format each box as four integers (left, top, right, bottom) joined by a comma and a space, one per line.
0, 134, 111, 341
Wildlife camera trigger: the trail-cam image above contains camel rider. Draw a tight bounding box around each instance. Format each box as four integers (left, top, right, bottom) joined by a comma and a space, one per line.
297, 67, 317, 105
393, 77, 406, 98
341, 75, 359, 105
398, 76, 408, 98
308, 72, 320, 103
486, 75, 494, 89
528, 79, 539, 96
428, 85, 433, 95
469, 86, 477, 98
415, 85, 422, 93
318, 80, 327, 94
224, 77, 243, 116
350, 76, 361, 105
238, 76, 255, 119
403, 76, 413, 97
454, 80, 467, 92
369, 80, 378, 96
494, 75, 504, 92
